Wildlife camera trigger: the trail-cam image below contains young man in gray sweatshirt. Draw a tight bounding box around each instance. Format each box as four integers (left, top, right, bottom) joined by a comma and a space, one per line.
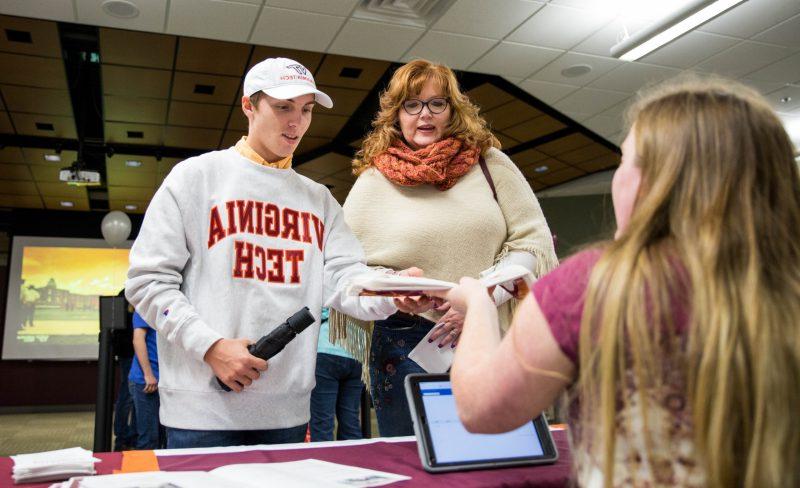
126, 58, 426, 449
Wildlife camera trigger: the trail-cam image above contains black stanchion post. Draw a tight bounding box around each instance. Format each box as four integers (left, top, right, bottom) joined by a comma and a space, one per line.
93, 296, 126, 452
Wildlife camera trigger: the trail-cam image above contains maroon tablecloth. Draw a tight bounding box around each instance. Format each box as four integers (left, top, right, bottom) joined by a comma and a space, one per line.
1, 430, 572, 487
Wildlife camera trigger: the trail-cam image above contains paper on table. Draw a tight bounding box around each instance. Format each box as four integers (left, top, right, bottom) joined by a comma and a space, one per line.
346, 264, 534, 298
408, 326, 454, 374
12, 447, 99, 468
58, 459, 410, 488
56, 471, 217, 488
211, 459, 410, 487
12, 447, 99, 484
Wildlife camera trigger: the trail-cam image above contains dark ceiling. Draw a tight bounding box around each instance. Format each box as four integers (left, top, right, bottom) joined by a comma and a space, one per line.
0, 14, 619, 213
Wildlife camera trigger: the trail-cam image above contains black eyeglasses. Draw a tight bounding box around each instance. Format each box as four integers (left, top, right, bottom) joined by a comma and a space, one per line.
402, 97, 449, 115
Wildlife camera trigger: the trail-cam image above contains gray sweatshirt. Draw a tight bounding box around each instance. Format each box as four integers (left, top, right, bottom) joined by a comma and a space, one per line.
126, 148, 395, 430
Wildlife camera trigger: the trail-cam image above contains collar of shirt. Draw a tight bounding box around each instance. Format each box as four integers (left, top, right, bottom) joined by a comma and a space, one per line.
234, 136, 292, 169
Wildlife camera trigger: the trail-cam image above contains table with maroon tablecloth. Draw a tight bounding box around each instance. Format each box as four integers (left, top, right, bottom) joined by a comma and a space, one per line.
1, 430, 571, 488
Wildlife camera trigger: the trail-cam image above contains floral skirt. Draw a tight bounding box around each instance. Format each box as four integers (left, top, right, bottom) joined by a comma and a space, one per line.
369, 312, 434, 437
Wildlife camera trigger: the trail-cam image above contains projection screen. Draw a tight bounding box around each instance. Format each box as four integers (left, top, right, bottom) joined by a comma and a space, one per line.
2, 236, 131, 360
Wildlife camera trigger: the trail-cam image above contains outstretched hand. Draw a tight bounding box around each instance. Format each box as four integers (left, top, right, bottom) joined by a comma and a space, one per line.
393, 267, 439, 314
430, 277, 492, 313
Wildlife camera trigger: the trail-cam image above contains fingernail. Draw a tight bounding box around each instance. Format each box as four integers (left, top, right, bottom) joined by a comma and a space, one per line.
438, 344, 443, 348
427, 338, 433, 343
451, 343, 456, 348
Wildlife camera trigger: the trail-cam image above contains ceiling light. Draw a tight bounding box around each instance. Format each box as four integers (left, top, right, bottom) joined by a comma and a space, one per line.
124, 160, 142, 168
59, 201, 74, 208
561, 65, 592, 78
610, 0, 745, 61
44, 154, 61, 162
102, 0, 140, 19
780, 96, 792, 104
534, 165, 549, 173
124, 204, 138, 211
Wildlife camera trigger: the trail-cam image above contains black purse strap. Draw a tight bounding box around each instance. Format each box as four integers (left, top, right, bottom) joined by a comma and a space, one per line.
478, 156, 498, 202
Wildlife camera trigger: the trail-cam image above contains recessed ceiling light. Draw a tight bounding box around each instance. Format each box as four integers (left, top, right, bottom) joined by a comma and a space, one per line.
780, 96, 792, 104
561, 64, 592, 78
44, 154, 61, 162
101, 0, 140, 19
59, 201, 74, 208
125, 160, 142, 168
534, 165, 549, 173
124, 204, 138, 211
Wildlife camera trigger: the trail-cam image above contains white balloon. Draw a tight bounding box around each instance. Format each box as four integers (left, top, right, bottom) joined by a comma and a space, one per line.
101, 211, 132, 247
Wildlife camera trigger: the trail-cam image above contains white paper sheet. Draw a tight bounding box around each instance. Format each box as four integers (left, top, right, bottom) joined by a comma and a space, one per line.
55, 459, 410, 488
211, 459, 410, 487
408, 326, 455, 373
346, 264, 533, 298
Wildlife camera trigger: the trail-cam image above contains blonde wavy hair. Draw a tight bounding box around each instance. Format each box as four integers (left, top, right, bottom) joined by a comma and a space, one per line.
577, 77, 800, 487
353, 59, 500, 174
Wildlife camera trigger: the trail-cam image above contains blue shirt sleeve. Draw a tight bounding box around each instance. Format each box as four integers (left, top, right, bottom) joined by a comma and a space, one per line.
132, 311, 150, 329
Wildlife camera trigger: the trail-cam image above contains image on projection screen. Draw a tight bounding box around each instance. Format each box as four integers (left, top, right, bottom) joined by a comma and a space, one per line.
2, 236, 131, 360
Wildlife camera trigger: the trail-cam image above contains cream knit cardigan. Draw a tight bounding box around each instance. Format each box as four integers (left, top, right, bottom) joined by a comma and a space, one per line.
331, 147, 558, 378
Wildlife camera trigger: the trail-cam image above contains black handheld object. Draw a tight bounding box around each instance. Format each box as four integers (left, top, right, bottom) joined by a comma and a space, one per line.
218, 307, 316, 392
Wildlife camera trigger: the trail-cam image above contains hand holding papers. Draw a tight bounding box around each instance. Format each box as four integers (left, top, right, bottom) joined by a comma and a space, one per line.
347, 265, 535, 374
391, 266, 438, 316
357, 265, 534, 374
346, 264, 534, 300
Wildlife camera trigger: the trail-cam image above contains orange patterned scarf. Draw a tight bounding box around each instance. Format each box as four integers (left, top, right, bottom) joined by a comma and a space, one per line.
372, 138, 481, 190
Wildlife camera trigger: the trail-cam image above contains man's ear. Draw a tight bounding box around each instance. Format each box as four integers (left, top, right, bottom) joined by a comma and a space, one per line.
242, 95, 254, 119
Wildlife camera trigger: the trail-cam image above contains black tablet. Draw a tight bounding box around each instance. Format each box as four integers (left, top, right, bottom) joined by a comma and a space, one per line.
404, 373, 559, 473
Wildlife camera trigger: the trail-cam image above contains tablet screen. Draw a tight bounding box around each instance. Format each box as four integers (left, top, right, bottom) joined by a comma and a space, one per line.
419, 380, 545, 464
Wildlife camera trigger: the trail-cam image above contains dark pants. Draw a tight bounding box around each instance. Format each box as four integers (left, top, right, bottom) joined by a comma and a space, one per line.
129, 382, 161, 449
309, 353, 363, 442
166, 424, 308, 449
370, 312, 434, 437
113, 357, 137, 451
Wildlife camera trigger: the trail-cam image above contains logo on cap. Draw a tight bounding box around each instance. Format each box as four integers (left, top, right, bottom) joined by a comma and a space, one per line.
286, 64, 308, 76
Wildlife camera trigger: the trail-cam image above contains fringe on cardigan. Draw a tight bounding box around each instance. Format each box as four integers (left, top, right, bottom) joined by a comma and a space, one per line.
329, 243, 559, 387
329, 310, 374, 385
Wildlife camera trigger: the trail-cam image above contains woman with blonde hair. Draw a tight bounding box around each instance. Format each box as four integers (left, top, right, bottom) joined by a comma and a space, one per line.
440, 77, 800, 487
332, 59, 558, 437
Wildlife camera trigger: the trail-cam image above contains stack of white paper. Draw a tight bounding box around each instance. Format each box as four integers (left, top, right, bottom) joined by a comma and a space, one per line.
11, 447, 99, 484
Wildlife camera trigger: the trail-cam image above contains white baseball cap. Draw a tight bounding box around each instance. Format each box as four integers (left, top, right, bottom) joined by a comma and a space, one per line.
243, 57, 333, 109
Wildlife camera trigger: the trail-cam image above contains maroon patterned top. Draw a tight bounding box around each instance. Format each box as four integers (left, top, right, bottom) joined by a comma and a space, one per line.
531, 249, 703, 487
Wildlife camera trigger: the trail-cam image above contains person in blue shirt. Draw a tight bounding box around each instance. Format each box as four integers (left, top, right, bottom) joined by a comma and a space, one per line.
112, 289, 136, 451
128, 311, 161, 449
309, 308, 363, 441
